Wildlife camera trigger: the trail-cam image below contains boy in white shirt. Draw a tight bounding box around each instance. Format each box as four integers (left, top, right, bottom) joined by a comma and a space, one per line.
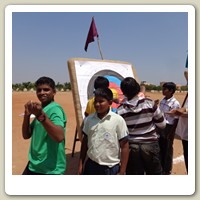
159, 82, 180, 175
78, 88, 129, 175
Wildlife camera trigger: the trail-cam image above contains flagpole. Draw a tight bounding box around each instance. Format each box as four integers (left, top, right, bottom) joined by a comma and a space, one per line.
97, 37, 104, 60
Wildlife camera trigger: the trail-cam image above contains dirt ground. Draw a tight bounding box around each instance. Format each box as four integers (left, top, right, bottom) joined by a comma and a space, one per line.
12, 91, 187, 175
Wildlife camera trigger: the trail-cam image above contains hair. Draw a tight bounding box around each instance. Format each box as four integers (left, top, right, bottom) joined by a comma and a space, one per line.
35, 76, 56, 90
162, 82, 176, 94
94, 76, 109, 89
120, 77, 140, 99
94, 88, 113, 101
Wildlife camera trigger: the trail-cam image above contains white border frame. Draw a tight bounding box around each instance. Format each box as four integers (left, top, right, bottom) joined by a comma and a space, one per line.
5, 5, 195, 195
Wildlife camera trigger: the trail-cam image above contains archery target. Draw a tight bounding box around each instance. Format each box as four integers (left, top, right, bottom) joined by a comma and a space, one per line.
87, 70, 124, 98
73, 59, 136, 118
67, 58, 138, 140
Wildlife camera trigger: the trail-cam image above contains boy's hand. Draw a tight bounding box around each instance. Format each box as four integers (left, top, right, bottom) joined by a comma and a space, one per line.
24, 100, 33, 116
169, 108, 187, 116
24, 101, 43, 117
31, 102, 43, 117
77, 162, 83, 175
154, 99, 159, 106
117, 171, 126, 175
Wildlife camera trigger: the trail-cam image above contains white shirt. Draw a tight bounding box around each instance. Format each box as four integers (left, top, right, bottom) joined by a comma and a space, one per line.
159, 96, 180, 125
83, 110, 128, 167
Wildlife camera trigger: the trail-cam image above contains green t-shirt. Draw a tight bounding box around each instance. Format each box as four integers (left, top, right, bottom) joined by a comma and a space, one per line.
28, 102, 67, 174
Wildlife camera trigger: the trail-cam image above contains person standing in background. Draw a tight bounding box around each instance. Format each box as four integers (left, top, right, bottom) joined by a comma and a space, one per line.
84, 76, 119, 117
158, 82, 180, 175
117, 77, 166, 175
173, 70, 188, 173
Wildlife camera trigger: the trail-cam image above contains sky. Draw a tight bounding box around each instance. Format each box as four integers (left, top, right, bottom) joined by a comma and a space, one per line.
12, 8, 188, 85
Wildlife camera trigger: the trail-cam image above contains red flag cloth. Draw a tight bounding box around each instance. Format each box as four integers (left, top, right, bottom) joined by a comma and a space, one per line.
84, 17, 99, 52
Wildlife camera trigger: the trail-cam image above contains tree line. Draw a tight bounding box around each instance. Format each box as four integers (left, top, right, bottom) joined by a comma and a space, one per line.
144, 84, 188, 92
12, 82, 188, 92
12, 82, 71, 91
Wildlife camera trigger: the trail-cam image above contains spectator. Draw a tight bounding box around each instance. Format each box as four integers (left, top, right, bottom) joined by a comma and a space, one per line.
158, 82, 180, 175
84, 76, 119, 117
117, 77, 166, 175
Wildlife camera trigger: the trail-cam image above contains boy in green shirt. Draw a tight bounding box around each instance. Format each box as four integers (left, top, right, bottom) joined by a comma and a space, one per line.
22, 76, 67, 175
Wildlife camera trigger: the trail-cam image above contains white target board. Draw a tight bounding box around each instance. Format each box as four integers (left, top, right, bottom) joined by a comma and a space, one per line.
67, 58, 139, 140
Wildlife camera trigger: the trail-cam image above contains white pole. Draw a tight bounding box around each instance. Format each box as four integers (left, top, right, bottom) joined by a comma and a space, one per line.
97, 37, 104, 60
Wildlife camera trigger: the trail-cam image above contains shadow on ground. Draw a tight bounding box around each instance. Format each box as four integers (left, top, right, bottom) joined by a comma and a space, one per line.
65, 152, 80, 175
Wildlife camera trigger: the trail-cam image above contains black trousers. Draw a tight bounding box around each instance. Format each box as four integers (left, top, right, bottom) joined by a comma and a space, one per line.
159, 124, 175, 174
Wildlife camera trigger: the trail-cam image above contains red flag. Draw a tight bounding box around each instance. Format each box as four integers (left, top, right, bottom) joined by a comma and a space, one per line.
84, 17, 99, 52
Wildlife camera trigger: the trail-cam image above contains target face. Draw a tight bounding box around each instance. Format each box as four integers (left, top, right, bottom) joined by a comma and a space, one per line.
68, 58, 138, 139
87, 70, 124, 99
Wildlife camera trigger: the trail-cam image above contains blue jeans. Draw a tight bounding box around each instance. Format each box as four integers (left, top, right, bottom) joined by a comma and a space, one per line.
126, 142, 162, 175
83, 158, 120, 175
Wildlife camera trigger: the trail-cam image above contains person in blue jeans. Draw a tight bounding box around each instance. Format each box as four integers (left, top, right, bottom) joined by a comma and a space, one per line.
78, 88, 129, 175
117, 77, 166, 175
